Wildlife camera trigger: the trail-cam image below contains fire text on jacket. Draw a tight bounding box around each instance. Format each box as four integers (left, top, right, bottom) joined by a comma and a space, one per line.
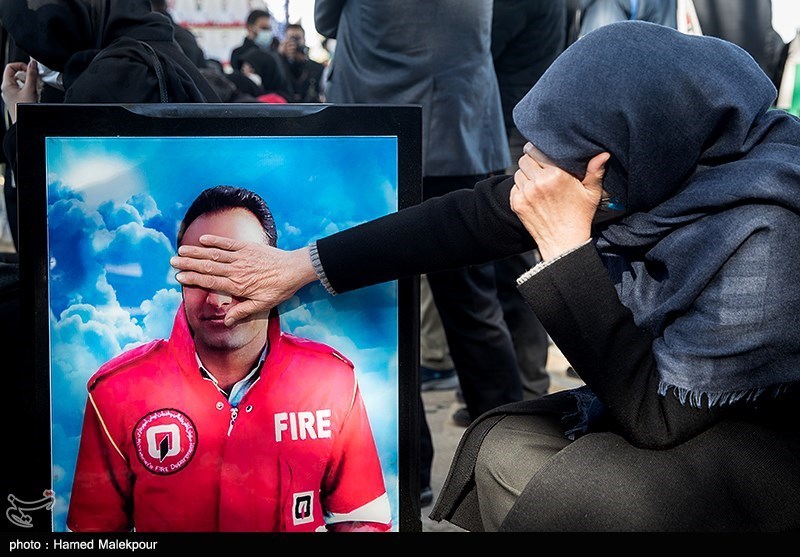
274, 410, 332, 442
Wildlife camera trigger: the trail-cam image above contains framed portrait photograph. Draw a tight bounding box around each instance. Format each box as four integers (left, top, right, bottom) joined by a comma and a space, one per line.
13, 103, 422, 535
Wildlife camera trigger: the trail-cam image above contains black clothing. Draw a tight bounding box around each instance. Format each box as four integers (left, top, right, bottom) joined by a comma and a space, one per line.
494, 252, 549, 398
158, 11, 206, 69
224, 70, 265, 98
491, 0, 566, 132
279, 56, 325, 103
420, 175, 523, 418
0, 0, 220, 247
314, 174, 800, 530
230, 36, 258, 72
316, 174, 736, 439
491, 0, 567, 398
430, 243, 800, 531
230, 37, 286, 79
693, 0, 788, 88
239, 48, 290, 99
0, 0, 218, 103
316, 175, 530, 291
200, 68, 258, 103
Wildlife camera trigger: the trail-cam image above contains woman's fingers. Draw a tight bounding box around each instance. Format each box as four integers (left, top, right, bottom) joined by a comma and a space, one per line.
198, 233, 247, 251
583, 152, 611, 197
2, 62, 26, 86
173, 270, 231, 292
175, 245, 235, 263
522, 142, 555, 168
171, 254, 231, 276
23, 60, 38, 92
223, 300, 262, 327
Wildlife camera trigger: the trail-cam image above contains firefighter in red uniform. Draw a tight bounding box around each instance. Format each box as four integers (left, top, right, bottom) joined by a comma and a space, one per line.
67, 186, 392, 532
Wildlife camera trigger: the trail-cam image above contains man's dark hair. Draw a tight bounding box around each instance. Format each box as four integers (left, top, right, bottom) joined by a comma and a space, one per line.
177, 186, 277, 247
247, 9, 270, 26
285, 23, 305, 36
150, 0, 168, 13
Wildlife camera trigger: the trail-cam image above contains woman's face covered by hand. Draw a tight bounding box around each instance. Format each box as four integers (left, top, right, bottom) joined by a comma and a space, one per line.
511, 21, 777, 216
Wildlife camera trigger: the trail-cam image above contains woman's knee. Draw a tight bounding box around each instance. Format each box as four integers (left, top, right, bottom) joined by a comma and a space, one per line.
474, 414, 571, 530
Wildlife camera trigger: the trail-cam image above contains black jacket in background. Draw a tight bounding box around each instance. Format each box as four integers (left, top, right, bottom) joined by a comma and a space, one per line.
491, 0, 567, 132
164, 12, 207, 69
693, 0, 788, 88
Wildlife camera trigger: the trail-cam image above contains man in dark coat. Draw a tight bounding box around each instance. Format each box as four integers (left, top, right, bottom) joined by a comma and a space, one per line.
692, 0, 788, 88
490, 0, 567, 402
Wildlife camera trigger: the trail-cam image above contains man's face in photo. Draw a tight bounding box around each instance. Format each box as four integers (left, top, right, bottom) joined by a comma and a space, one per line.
180, 208, 270, 354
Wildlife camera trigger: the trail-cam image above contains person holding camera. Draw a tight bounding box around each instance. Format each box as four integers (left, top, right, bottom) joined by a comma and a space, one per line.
278, 24, 325, 103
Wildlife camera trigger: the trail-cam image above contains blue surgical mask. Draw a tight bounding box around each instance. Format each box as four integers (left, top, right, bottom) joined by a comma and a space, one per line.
254, 30, 273, 49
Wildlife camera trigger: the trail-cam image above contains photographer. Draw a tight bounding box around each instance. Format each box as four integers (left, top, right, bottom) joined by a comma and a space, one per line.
278, 24, 325, 103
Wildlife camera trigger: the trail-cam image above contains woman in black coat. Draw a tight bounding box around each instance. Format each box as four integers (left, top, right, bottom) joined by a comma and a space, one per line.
170, 22, 800, 531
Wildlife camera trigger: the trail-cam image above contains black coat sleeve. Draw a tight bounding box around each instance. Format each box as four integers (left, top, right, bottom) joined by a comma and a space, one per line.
315, 0, 347, 38
518, 243, 727, 449
314, 174, 536, 293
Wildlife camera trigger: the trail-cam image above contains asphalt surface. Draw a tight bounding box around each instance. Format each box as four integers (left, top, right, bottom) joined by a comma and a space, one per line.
419, 343, 583, 532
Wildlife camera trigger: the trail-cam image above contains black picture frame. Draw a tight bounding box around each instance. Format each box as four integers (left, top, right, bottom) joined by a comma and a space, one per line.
11, 103, 422, 535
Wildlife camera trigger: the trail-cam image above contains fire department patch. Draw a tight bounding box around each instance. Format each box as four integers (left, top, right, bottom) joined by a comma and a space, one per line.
133, 408, 197, 475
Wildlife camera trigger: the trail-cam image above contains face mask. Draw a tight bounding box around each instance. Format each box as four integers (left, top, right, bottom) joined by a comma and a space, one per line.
37, 62, 64, 91
254, 30, 273, 49
246, 72, 262, 87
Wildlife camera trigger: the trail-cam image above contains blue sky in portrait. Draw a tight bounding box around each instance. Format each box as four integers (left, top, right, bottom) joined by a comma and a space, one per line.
45, 135, 401, 532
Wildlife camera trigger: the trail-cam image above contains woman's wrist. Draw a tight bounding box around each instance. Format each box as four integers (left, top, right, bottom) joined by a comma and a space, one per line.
307, 241, 337, 295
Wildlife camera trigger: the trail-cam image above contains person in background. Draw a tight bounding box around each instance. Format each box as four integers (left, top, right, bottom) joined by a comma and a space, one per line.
239, 48, 290, 103
489, 0, 568, 403
419, 275, 459, 393
150, 0, 207, 69
692, 0, 788, 89
319, 36, 336, 102
277, 23, 325, 103
229, 8, 282, 75
578, 0, 676, 37
314, 0, 518, 509
199, 65, 259, 103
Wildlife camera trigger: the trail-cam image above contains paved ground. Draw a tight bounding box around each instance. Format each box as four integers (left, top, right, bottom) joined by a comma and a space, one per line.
419, 342, 583, 532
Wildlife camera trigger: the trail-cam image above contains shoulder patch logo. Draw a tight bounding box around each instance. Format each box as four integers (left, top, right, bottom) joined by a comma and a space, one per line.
133, 408, 197, 475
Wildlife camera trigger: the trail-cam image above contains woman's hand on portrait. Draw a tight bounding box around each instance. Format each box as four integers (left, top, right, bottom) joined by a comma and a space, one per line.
510, 143, 610, 261
2, 61, 40, 124
171, 236, 318, 327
